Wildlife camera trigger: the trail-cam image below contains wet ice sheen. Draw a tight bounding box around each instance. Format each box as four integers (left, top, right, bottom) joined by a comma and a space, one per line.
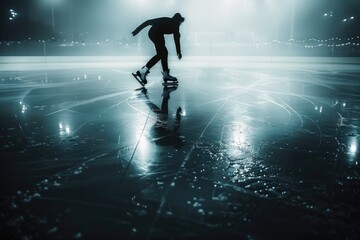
0, 62, 359, 239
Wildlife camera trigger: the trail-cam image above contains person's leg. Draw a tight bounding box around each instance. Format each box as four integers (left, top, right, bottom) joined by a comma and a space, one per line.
145, 33, 177, 82
145, 55, 161, 69
153, 39, 177, 82
159, 47, 169, 71
134, 33, 162, 84
146, 35, 166, 69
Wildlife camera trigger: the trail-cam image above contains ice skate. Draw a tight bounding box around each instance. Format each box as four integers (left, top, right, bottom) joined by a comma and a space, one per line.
132, 66, 150, 86
162, 69, 178, 85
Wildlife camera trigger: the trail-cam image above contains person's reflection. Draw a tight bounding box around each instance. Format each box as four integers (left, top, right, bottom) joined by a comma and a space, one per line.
141, 86, 185, 149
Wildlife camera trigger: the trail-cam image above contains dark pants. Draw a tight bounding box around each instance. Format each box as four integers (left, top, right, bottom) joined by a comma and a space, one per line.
146, 30, 169, 71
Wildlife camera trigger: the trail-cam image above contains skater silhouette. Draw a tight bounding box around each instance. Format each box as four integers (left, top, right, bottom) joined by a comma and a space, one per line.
132, 13, 185, 85
139, 86, 185, 149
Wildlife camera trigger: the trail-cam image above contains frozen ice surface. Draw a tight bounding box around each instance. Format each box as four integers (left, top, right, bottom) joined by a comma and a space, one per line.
0, 57, 360, 239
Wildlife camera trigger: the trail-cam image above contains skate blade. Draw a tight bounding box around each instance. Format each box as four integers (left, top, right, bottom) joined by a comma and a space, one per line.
132, 73, 145, 87
135, 86, 146, 91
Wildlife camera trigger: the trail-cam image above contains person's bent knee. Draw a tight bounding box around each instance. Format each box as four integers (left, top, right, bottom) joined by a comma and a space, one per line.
159, 48, 168, 56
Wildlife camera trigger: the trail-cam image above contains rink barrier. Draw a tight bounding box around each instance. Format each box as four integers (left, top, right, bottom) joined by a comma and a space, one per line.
1, 56, 360, 71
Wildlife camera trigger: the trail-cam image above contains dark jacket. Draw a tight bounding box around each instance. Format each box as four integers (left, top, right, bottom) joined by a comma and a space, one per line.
132, 17, 182, 55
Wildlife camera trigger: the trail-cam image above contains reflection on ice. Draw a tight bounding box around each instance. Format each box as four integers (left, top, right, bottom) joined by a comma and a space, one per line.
350, 141, 357, 155
19, 101, 27, 114
1, 62, 360, 239
136, 135, 151, 172
219, 123, 255, 183
222, 123, 253, 161
314, 105, 323, 113
21, 104, 27, 114
59, 122, 71, 136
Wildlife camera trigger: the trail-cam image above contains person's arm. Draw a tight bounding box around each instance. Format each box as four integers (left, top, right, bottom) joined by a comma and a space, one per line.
132, 19, 154, 36
174, 31, 182, 59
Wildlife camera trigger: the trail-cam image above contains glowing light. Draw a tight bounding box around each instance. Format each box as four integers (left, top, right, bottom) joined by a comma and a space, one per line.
350, 144, 357, 154
9, 9, 18, 21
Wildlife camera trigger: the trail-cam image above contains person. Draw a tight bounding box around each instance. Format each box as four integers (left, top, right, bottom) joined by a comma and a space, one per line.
132, 13, 185, 85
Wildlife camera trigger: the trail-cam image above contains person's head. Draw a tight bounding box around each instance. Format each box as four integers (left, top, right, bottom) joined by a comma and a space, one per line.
172, 13, 185, 25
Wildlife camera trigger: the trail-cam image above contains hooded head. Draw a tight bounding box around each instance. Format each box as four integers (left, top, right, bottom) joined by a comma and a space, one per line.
172, 13, 185, 24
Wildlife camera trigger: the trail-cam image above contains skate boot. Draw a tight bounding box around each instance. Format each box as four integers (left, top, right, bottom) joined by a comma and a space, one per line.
162, 69, 178, 84
136, 66, 150, 85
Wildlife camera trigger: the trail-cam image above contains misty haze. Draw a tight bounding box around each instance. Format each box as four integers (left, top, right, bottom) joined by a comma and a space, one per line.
1, 1, 360, 240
